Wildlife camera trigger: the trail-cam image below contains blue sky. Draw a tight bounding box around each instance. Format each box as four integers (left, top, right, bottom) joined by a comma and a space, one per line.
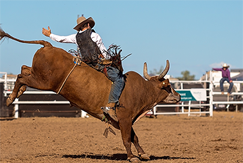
0, 0, 242, 79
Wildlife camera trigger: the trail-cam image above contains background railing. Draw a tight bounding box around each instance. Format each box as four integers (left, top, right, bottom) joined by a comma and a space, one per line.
153, 80, 212, 117
150, 71, 243, 116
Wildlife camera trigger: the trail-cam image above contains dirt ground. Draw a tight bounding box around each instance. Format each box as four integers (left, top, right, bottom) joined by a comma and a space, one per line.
0, 111, 242, 163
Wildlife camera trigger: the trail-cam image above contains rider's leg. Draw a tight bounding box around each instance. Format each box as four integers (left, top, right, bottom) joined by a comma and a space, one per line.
220, 78, 226, 94
104, 66, 125, 121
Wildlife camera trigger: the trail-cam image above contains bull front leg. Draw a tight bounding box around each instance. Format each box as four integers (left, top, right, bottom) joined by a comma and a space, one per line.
119, 118, 140, 162
131, 127, 150, 160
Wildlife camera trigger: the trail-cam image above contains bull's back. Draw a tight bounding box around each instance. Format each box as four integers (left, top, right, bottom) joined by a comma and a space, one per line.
31, 46, 76, 90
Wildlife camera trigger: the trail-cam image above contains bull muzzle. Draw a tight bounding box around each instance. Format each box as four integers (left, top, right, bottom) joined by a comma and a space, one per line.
163, 91, 181, 103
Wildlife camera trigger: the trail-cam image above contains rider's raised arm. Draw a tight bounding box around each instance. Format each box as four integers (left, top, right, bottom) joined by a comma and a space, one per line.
50, 33, 77, 44
212, 68, 222, 71
42, 26, 77, 44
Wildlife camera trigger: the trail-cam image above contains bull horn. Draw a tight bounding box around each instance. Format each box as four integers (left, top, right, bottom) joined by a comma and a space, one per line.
143, 62, 152, 80
158, 60, 170, 80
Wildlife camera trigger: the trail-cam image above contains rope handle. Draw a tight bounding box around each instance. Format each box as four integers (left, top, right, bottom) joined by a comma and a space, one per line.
57, 61, 79, 94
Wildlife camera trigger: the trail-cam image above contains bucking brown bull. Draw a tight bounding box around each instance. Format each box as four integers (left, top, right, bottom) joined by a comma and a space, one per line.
0, 28, 180, 162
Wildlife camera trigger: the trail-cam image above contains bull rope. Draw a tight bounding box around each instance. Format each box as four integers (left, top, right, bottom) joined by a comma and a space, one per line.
57, 58, 80, 94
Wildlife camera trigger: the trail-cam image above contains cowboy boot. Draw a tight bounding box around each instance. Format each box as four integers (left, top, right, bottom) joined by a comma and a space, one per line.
103, 103, 118, 122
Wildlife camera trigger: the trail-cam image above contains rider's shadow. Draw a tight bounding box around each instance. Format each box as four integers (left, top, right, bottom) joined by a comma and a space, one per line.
62, 153, 196, 161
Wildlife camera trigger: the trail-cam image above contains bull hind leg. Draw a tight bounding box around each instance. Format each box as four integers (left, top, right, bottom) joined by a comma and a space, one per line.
6, 75, 24, 106
6, 65, 36, 106
17, 85, 26, 98
131, 127, 150, 160
16, 65, 30, 98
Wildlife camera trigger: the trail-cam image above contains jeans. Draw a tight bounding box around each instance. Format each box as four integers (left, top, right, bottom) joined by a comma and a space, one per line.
220, 78, 233, 93
106, 66, 125, 104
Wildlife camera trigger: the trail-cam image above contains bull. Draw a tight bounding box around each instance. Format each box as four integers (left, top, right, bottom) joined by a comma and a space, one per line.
0, 28, 180, 162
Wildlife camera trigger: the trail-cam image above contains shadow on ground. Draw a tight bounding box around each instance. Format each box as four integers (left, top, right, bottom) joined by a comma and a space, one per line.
62, 153, 196, 161
150, 155, 196, 160
63, 153, 127, 161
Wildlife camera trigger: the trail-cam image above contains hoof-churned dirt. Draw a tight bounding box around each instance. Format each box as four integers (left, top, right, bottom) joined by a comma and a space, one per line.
0, 112, 242, 163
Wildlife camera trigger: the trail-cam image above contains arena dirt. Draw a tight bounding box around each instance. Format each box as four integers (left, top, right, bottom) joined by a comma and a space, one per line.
0, 111, 242, 163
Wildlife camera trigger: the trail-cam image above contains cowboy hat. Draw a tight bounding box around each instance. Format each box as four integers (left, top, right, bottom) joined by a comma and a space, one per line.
222, 63, 230, 68
73, 16, 95, 31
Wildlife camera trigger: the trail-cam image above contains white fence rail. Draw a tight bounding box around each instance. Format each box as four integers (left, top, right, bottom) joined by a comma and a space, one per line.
0, 72, 87, 118
6, 92, 88, 119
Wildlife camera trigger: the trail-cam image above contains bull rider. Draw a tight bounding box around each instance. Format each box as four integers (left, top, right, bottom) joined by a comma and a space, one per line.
42, 15, 124, 121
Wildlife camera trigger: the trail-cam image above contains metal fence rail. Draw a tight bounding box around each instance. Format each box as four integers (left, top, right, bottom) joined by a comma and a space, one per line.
154, 76, 214, 116
0, 72, 88, 118
153, 103, 210, 116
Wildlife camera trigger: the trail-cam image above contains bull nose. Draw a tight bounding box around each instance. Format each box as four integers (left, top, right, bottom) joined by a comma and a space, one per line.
172, 94, 181, 103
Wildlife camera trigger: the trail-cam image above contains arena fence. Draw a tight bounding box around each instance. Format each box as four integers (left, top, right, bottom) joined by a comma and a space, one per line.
1, 71, 243, 118
153, 71, 243, 117
2, 90, 87, 118
153, 80, 212, 117
0, 72, 86, 118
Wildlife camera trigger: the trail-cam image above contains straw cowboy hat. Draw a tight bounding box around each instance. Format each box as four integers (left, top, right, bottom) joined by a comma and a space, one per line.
73, 15, 95, 31
222, 63, 230, 68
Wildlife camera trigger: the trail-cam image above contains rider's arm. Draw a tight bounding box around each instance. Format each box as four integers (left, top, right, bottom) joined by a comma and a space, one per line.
50, 33, 77, 44
212, 68, 222, 71
42, 26, 77, 44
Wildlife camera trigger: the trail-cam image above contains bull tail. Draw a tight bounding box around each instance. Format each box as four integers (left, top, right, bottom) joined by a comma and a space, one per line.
0, 28, 52, 47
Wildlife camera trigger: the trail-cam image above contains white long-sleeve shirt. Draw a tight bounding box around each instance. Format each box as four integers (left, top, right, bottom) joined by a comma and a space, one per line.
49, 30, 108, 59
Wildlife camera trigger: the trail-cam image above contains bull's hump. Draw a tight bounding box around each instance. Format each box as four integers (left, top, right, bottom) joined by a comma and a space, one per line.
125, 71, 145, 81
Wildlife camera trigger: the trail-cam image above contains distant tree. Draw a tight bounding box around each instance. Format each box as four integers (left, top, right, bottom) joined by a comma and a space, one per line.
149, 66, 164, 75
177, 70, 195, 81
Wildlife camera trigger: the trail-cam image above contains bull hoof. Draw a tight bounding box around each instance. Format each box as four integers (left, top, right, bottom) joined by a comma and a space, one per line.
129, 157, 141, 163
139, 153, 150, 160
6, 98, 13, 107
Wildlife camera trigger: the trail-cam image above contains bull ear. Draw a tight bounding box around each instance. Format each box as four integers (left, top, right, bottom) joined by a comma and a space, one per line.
143, 62, 152, 80
158, 60, 170, 80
